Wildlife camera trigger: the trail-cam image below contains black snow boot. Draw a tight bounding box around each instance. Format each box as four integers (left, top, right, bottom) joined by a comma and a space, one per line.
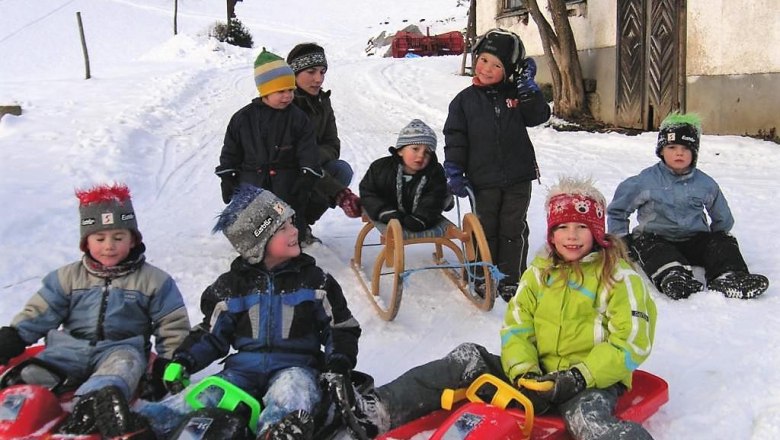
262, 409, 314, 440
498, 282, 518, 302
658, 270, 703, 300
93, 385, 156, 439
56, 391, 100, 435
708, 271, 769, 299
325, 374, 387, 440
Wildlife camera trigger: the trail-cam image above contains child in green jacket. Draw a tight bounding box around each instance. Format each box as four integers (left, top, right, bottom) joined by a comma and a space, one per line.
332, 177, 657, 440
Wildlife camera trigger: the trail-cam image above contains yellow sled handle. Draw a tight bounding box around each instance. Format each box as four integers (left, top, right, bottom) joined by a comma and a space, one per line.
440, 374, 535, 439
441, 387, 468, 410
517, 377, 555, 392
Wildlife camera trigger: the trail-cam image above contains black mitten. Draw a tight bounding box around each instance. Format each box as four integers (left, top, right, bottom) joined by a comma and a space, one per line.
402, 214, 427, 231
291, 168, 320, 202
515, 372, 552, 414
325, 355, 352, 375
537, 368, 587, 404
215, 167, 239, 204
0, 326, 27, 365
378, 210, 400, 224
138, 357, 171, 401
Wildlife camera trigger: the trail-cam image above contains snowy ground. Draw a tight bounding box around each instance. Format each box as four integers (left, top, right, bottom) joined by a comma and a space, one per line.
1, 1, 779, 439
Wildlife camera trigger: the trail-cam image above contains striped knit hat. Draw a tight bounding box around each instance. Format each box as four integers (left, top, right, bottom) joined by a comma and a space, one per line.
394, 119, 437, 152
254, 48, 296, 97
286, 43, 328, 74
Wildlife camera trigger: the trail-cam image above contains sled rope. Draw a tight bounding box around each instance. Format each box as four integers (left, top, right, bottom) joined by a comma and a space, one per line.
398, 261, 506, 286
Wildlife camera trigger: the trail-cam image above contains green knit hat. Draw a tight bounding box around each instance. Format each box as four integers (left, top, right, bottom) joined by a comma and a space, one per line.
656, 112, 702, 166
254, 48, 296, 97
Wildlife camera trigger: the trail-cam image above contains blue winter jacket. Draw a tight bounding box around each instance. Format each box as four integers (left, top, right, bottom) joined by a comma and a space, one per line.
174, 254, 361, 377
607, 162, 734, 240
10, 258, 191, 360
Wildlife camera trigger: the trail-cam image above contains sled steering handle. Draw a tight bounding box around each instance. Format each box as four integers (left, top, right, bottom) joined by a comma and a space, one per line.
441, 374, 535, 439
517, 377, 555, 392
185, 376, 263, 434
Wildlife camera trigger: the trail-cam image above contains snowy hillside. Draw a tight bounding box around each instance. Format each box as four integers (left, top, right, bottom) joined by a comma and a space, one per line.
1, 1, 779, 439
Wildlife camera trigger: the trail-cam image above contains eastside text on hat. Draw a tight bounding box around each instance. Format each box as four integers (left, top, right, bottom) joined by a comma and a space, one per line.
656, 112, 702, 166
76, 183, 142, 252
213, 185, 295, 264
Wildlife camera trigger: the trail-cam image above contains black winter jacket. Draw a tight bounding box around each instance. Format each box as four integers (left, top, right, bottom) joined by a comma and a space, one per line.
359, 151, 449, 230
218, 98, 320, 205
443, 83, 550, 189
293, 88, 341, 165
174, 254, 361, 375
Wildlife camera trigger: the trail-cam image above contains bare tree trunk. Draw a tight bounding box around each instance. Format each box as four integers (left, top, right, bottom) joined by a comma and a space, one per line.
173, 0, 178, 35
525, 0, 588, 120
461, 0, 477, 76
76, 12, 91, 80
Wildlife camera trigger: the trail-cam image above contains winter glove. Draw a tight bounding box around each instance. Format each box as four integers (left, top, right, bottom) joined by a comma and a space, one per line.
291, 167, 321, 204
517, 58, 541, 102
536, 368, 587, 404
335, 188, 362, 218
138, 357, 171, 401
443, 161, 472, 198
325, 355, 353, 376
215, 167, 239, 204
162, 361, 191, 395
378, 210, 401, 224
0, 326, 27, 365
402, 214, 427, 232
515, 372, 552, 415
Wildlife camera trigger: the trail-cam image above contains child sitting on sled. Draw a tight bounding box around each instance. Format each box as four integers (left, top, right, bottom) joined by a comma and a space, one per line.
99, 186, 361, 439
607, 112, 769, 300
359, 118, 452, 232
0, 183, 191, 437
329, 177, 658, 440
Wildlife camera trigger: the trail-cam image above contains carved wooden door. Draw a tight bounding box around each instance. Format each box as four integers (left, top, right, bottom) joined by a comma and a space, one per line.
616, 0, 685, 129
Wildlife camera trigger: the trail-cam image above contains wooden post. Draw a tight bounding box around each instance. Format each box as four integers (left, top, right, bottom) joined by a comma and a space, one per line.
76, 12, 91, 79
173, 0, 178, 35
460, 0, 476, 76
0, 105, 22, 121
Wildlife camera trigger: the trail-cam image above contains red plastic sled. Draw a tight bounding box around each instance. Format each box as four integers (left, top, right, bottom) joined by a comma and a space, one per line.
0, 346, 153, 440
378, 370, 668, 440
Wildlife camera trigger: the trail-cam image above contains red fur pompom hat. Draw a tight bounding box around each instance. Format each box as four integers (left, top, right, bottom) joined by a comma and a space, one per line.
545, 177, 609, 248
75, 183, 142, 252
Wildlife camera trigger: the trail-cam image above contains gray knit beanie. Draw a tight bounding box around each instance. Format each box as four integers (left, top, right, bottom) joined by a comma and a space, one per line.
76, 183, 142, 252
395, 119, 437, 152
213, 185, 295, 264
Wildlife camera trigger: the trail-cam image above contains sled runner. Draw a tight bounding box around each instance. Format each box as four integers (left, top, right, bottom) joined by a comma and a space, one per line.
378, 370, 669, 440
351, 209, 497, 321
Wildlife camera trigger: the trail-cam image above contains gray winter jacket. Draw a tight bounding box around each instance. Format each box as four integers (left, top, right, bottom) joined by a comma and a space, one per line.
11, 260, 191, 360
607, 162, 734, 240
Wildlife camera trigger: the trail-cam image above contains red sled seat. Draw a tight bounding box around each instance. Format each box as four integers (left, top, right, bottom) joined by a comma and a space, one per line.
378, 370, 668, 440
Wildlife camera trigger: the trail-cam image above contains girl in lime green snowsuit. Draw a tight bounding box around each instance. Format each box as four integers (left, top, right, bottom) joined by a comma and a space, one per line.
502, 176, 657, 439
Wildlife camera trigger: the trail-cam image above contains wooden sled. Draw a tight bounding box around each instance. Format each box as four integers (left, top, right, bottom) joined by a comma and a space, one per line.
350, 212, 496, 321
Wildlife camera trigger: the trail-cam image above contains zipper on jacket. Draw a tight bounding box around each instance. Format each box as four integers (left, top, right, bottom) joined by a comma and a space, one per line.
264, 274, 274, 352
91, 278, 111, 346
